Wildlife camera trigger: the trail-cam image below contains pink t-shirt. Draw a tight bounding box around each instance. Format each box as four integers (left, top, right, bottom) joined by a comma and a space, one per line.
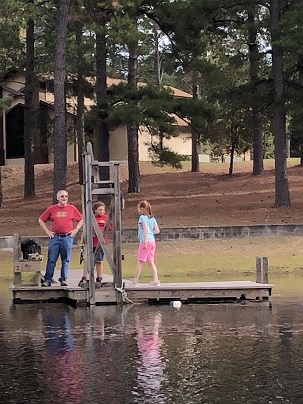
39, 204, 82, 234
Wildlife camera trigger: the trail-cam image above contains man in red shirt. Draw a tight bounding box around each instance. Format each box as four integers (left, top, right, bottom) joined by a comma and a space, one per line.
38, 190, 83, 287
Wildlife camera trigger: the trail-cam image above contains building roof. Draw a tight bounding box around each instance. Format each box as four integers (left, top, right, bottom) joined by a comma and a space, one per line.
0, 83, 24, 96
88, 77, 192, 98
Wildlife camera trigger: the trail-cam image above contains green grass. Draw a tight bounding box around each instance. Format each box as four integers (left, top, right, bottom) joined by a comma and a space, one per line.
120, 236, 303, 282
1, 235, 303, 283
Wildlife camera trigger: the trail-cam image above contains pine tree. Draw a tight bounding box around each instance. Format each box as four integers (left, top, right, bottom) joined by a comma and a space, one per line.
53, 0, 71, 200
24, 0, 37, 198
270, 0, 290, 206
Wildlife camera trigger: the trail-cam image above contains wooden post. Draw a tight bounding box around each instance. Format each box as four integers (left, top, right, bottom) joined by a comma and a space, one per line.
13, 233, 21, 286
262, 256, 269, 284
256, 256, 269, 284
113, 163, 123, 304
84, 152, 96, 305
91, 214, 117, 273
256, 256, 262, 283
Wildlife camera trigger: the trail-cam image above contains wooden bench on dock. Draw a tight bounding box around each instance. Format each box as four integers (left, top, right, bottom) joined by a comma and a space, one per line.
13, 234, 43, 287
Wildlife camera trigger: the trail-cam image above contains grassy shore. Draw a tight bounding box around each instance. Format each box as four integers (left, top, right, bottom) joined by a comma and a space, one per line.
1, 235, 303, 283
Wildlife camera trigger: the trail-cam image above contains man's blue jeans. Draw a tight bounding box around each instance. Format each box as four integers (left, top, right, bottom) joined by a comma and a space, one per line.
44, 235, 74, 282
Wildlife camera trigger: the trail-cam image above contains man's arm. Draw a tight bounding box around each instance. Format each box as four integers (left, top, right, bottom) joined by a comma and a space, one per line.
71, 218, 83, 237
38, 218, 54, 238
76, 219, 83, 230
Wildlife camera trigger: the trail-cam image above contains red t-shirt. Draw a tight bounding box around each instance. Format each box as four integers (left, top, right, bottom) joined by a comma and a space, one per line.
39, 204, 83, 234
93, 213, 111, 247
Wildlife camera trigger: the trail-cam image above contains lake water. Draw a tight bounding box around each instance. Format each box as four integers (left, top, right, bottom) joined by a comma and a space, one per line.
1, 275, 303, 404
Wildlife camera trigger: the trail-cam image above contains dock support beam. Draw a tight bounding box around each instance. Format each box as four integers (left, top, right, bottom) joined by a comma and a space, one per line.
256, 256, 269, 284
83, 151, 96, 305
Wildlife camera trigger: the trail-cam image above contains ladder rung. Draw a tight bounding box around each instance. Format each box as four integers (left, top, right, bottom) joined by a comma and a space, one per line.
91, 189, 115, 195
92, 180, 114, 185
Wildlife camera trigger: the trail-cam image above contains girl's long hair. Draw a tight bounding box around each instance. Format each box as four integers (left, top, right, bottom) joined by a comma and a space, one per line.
138, 200, 153, 218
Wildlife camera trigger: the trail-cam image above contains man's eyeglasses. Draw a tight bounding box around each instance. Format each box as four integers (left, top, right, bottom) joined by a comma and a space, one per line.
60, 195, 68, 198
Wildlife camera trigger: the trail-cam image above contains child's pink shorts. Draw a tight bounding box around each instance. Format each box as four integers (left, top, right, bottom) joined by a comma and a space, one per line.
138, 241, 156, 262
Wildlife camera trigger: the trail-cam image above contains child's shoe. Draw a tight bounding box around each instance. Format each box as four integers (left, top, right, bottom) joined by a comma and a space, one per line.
131, 279, 139, 287
78, 276, 87, 287
149, 280, 161, 286
96, 277, 102, 283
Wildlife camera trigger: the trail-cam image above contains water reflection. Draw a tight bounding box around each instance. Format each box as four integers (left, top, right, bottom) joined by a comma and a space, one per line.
2, 277, 303, 403
42, 308, 85, 404
134, 312, 165, 403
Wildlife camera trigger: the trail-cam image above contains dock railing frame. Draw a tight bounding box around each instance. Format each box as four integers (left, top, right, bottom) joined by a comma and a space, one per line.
82, 143, 124, 305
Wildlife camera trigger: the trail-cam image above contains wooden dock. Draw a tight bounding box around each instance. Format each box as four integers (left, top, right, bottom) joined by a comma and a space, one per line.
124, 280, 272, 304
11, 269, 273, 306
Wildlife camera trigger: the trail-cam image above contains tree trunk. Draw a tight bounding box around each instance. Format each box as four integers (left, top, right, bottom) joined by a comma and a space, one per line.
191, 74, 199, 172
154, 27, 162, 85
76, 79, 85, 183
96, 28, 110, 182
248, 7, 263, 176
53, 0, 70, 201
127, 26, 140, 193
270, 0, 290, 206
0, 167, 2, 207
75, 22, 85, 185
229, 139, 235, 176
299, 71, 303, 166
24, 13, 36, 198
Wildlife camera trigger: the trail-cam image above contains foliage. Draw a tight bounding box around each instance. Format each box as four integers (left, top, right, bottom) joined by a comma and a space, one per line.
0, 0, 302, 201
0, 96, 13, 111
105, 82, 175, 129
0, 0, 27, 75
148, 144, 190, 169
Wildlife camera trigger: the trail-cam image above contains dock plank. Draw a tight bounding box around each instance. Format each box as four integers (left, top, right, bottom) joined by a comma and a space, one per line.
124, 280, 273, 289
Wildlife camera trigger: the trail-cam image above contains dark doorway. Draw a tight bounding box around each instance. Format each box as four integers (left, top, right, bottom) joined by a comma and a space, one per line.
6, 104, 25, 159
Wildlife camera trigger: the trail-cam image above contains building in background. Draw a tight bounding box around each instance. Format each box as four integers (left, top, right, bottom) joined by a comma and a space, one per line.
0, 70, 192, 166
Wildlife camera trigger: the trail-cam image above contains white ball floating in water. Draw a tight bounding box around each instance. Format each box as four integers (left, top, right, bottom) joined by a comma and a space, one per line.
170, 300, 182, 309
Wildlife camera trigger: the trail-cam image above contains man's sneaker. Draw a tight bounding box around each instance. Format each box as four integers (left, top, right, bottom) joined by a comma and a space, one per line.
96, 277, 102, 283
41, 281, 51, 287
60, 280, 68, 287
41, 278, 57, 285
